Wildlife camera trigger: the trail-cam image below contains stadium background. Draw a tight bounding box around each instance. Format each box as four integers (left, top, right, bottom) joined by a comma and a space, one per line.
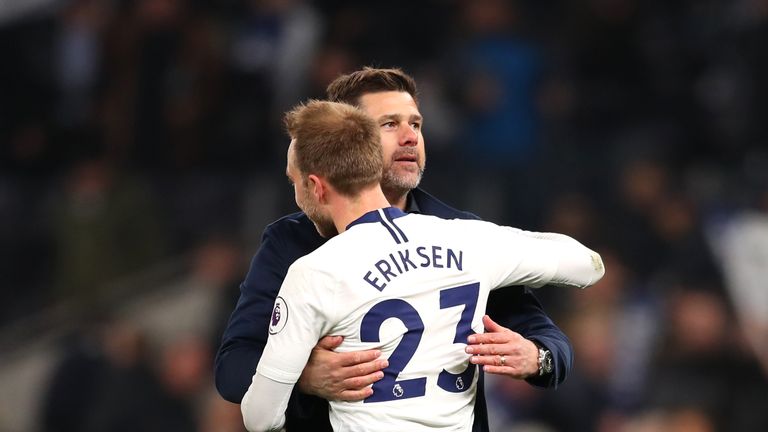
1, 0, 767, 431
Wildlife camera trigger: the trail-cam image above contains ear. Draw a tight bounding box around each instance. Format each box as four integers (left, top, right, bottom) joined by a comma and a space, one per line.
307, 174, 327, 203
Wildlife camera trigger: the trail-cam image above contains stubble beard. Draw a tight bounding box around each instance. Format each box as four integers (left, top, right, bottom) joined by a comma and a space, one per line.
304, 202, 337, 239
312, 215, 337, 238
381, 163, 425, 203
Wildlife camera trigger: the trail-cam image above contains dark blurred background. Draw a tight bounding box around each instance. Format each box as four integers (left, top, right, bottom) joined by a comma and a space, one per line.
1, 0, 768, 431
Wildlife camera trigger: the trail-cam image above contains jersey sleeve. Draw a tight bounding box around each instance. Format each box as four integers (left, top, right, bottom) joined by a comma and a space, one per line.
256, 261, 335, 384
471, 221, 604, 290
241, 373, 294, 432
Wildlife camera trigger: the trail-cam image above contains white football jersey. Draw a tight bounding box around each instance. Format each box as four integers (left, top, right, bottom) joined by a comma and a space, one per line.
255, 207, 602, 431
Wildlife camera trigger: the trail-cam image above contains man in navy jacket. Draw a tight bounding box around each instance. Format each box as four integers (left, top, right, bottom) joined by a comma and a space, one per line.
215, 68, 572, 432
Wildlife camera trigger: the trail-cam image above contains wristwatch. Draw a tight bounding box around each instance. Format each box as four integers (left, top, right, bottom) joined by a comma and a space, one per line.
537, 346, 553, 376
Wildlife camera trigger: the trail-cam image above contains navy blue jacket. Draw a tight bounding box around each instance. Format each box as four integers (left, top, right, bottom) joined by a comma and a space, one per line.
215, 188, 573, 432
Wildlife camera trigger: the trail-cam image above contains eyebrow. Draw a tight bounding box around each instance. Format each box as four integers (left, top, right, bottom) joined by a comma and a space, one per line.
378, 113, 423, 122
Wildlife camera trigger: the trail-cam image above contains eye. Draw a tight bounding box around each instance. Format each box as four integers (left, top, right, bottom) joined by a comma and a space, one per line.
381, 121, 397, 129
411, 122, 422, 131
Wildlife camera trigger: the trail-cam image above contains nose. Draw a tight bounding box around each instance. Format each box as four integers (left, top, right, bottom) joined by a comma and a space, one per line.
399, 122, 418, 147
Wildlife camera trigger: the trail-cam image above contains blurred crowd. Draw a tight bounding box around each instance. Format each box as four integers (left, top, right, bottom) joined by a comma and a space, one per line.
2, 0, 768, 431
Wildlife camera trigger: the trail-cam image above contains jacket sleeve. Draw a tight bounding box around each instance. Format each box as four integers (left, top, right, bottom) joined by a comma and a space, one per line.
214, 225, 289, 403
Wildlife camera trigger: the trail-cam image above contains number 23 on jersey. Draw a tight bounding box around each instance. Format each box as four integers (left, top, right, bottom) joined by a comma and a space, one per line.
360, 282, 480, 403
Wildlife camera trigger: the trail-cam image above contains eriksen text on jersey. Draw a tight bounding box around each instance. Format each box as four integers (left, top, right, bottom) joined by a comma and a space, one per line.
242, 207, 603, 432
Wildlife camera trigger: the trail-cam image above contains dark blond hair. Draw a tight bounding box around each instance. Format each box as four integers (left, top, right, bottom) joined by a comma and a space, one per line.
326, 67, 418, 106
284, 100, 383, 196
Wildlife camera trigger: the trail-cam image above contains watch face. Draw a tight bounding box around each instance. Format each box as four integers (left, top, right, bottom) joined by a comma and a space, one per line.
543, 351, 553, 373
538, 348, 553, 375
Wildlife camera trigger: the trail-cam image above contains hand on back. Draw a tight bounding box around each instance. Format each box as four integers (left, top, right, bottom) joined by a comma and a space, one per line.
298, 335, 389, 401
465, 315, 539, 378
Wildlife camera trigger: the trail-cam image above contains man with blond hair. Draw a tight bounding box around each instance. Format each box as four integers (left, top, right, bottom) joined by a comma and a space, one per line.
240, 100, 604, 431
217, 68, 576, 431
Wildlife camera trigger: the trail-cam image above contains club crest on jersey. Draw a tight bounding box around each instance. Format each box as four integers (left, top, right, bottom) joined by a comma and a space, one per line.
456, 377, 464, 390
269, 296, 288, 335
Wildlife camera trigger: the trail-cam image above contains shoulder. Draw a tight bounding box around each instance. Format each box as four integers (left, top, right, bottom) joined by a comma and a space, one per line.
249, 211, 326, 274
283, 246, 340, 295
263, 211, 314, 236
407, 214, 500, 236
261, 211, 325, 248
410, 188, 480, 221
298, 228, 355, 269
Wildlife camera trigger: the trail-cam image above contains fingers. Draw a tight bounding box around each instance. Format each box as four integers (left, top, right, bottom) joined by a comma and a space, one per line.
465, 331, 523, 353
342, 370, 385, 391
336, 386, 375, 402
462, 316, 541, 381
338, 349, 383, 367
468, 355, 528, 378
316, 335, 344, 350
300, 344, 388, 400
468, 353, 507, 366
343, 357, 389, 380
327, 360, 387, 401
467, 332, 517, 345
481, 314, 502, 332
465, 342, 507, 356
481, 365, 527, 378
467, 317, 519, 345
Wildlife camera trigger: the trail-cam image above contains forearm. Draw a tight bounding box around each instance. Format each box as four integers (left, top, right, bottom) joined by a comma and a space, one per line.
215, 284, 273, 402
215, 344, 264, 403
241, 372, 294, 432
550, 251, 603, 288
216, 233, 288, 402
531, 231, 604, 288
495, 226, 604, 290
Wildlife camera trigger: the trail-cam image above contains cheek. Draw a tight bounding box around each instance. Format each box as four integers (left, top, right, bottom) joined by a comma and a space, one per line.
380, 137, 398, 160
294, 188, 303, 209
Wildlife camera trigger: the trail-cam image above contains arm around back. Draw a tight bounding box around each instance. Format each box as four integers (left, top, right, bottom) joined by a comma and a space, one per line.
482, 224, 603, 387
412, 188, 580, 389
490, 287, 573, 388
215, 214, 325, 403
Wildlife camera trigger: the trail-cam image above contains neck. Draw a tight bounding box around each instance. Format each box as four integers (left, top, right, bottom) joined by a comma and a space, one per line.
331, 185, 392, 233
383, 187, 409, 211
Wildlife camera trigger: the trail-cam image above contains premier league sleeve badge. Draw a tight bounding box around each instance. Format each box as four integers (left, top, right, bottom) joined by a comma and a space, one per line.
268, 296, 289, 335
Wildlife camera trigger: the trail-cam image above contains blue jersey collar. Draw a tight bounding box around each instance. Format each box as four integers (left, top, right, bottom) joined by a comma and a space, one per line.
346, 207, 408, 231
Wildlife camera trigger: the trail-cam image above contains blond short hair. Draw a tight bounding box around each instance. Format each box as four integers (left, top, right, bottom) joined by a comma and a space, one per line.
284, 100, 383, 196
